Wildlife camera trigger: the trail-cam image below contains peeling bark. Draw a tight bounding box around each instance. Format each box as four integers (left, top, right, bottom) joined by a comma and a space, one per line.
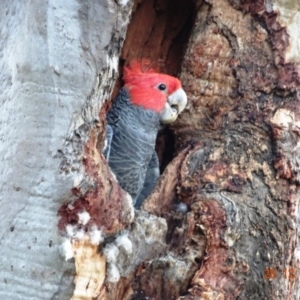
172, 0, 300, 299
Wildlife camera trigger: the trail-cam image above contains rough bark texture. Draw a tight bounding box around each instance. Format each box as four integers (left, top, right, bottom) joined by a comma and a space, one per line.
1, 0, 300, 299
172, 1, 300, 298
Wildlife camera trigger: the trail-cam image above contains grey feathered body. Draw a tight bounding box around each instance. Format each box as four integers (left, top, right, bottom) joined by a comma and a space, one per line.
105, 87, 160, 207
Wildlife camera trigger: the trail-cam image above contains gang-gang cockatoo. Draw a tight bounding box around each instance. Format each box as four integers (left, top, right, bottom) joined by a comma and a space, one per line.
104, 60, 187, 208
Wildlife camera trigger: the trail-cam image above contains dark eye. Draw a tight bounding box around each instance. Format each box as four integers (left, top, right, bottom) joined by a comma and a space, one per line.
158, 83, 166, 91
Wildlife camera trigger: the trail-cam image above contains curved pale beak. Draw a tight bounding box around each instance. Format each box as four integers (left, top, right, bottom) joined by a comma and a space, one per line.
160, 88, 187, 124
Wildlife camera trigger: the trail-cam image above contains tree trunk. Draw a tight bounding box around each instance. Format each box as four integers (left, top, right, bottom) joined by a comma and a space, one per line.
0, 1, 132, 299
1, 0, 299, 300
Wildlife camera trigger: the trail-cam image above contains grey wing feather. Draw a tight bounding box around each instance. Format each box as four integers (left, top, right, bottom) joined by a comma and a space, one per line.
108, 122, 156, 203
106, 87, 161, 207
134, 150, 160, 208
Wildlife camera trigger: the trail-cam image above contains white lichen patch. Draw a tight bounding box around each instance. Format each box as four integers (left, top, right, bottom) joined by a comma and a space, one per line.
65, 224, 85, 240
117, 0, 131, 7
74, 229, 85, 240
106, 263, 120, 283
62, 238, 74, 260
103, 243, 120, 263
115, 233, 132, 254
66, 224, 76, 237
89, 227, 104, 245
77, 210, 90, 225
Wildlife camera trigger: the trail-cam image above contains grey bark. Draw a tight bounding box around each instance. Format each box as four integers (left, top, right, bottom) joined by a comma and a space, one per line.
0, 1, 132, 299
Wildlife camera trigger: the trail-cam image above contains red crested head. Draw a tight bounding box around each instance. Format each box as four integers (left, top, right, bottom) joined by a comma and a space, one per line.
123, 60, 182, 112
